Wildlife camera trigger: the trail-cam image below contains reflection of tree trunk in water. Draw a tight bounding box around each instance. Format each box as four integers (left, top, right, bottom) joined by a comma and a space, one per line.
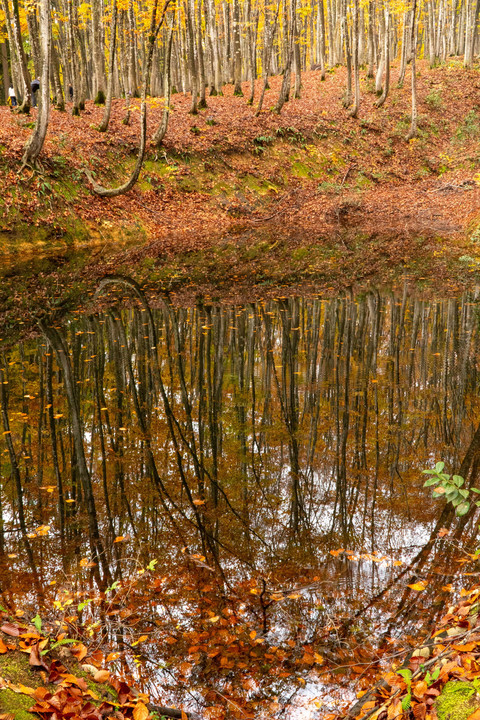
46, 352, 67, 569
94, 276, 270, 569
106, 315, 137, 538
0, 366, 43, 598
109, 305, 224, 568
205, 306, 224, 541
232, 309, 250, 540
332, 297, 353, 541
39, 323, 111, 588
90, 319, 117, 546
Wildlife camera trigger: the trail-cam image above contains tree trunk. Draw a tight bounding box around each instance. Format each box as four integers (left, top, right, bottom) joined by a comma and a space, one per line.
232, 0, 243, 94
86, 0, 172, 197
21, 0, 51, 167
152, 12, 175, 147
406, 0, 418, 140
92, 0, 106, 103
8, 0, 32, 112
375, 7, 390, 106
349, 0, 360, 116
98, 0, 118, 131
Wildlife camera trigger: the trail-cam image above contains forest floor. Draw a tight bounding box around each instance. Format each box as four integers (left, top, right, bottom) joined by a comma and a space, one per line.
1, 58, 480, 336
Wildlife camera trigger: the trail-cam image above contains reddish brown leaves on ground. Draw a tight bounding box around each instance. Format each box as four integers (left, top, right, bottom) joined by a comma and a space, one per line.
0, 614, 155, 720
340, 585, 480, 719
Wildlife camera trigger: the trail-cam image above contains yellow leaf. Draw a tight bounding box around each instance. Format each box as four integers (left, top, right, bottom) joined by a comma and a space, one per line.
133, 701, 149, 720
408, 582, 427, 591
9, 683, 35, 696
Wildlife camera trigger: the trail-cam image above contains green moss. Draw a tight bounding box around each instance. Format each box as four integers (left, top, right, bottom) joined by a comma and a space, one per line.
291, 160, 311, 178
0, 648, 44, 688
0, 689, 37, 720
436, 681, 480, 720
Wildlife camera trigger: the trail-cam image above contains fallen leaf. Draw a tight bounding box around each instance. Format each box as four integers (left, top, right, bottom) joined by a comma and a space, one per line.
93, 669, 110, 683
133, 700, 149, 720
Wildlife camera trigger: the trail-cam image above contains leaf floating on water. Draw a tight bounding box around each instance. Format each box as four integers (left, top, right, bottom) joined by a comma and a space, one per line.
36, 525, 50, 536
408, 582, 427, 591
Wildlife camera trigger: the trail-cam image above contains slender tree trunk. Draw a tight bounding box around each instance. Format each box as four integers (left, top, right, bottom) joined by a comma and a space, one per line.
8, 0, 32, 112
398, 11, 409, 86
406, 0, 418, 140
92, 0, 106, 103
232, 0, 243, 94
197, 0, 207, 107
153, 12, 175, 146
186, 0, 198, 112
98, 0, 118, 132
51, 42, 65, 110
21, 0, 51, 167
375, 7, 390, 106
350, 0, 360, 116
1, 43, 9, 102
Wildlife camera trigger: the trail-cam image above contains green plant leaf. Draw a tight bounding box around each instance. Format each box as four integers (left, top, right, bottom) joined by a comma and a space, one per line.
32, 614, 42, 632
41, 638, 78, 656
456, 501, 470, 516
435, 462, 445, 473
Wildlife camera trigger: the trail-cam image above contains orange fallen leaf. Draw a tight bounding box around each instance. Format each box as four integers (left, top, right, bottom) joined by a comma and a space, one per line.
133, 701, 149, 720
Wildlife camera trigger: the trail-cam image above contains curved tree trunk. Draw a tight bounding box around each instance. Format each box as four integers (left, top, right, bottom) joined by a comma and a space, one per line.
86, 0, 172, 197
21, 0, 51, 167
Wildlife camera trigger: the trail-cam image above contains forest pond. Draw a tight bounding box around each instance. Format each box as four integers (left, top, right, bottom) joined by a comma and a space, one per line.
2, 279, 480, 719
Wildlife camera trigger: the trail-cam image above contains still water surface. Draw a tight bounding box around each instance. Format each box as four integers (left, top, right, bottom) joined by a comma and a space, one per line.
2, 280, 480, 718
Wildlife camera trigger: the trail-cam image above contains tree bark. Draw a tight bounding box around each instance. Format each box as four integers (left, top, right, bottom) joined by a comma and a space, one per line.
98, 0, 119, 132
21, 0, 51, 167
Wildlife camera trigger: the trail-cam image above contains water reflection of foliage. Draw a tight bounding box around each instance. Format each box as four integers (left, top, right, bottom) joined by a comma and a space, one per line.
0, 280, 480, 715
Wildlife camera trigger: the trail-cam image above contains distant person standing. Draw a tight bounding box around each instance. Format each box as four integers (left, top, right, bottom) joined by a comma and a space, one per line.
31, 78, 40, 107
68, 84, 73, 101
8, 85, 17, 107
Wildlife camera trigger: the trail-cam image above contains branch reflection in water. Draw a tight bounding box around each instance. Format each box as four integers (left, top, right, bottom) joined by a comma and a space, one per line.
0, 278, 479, 717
